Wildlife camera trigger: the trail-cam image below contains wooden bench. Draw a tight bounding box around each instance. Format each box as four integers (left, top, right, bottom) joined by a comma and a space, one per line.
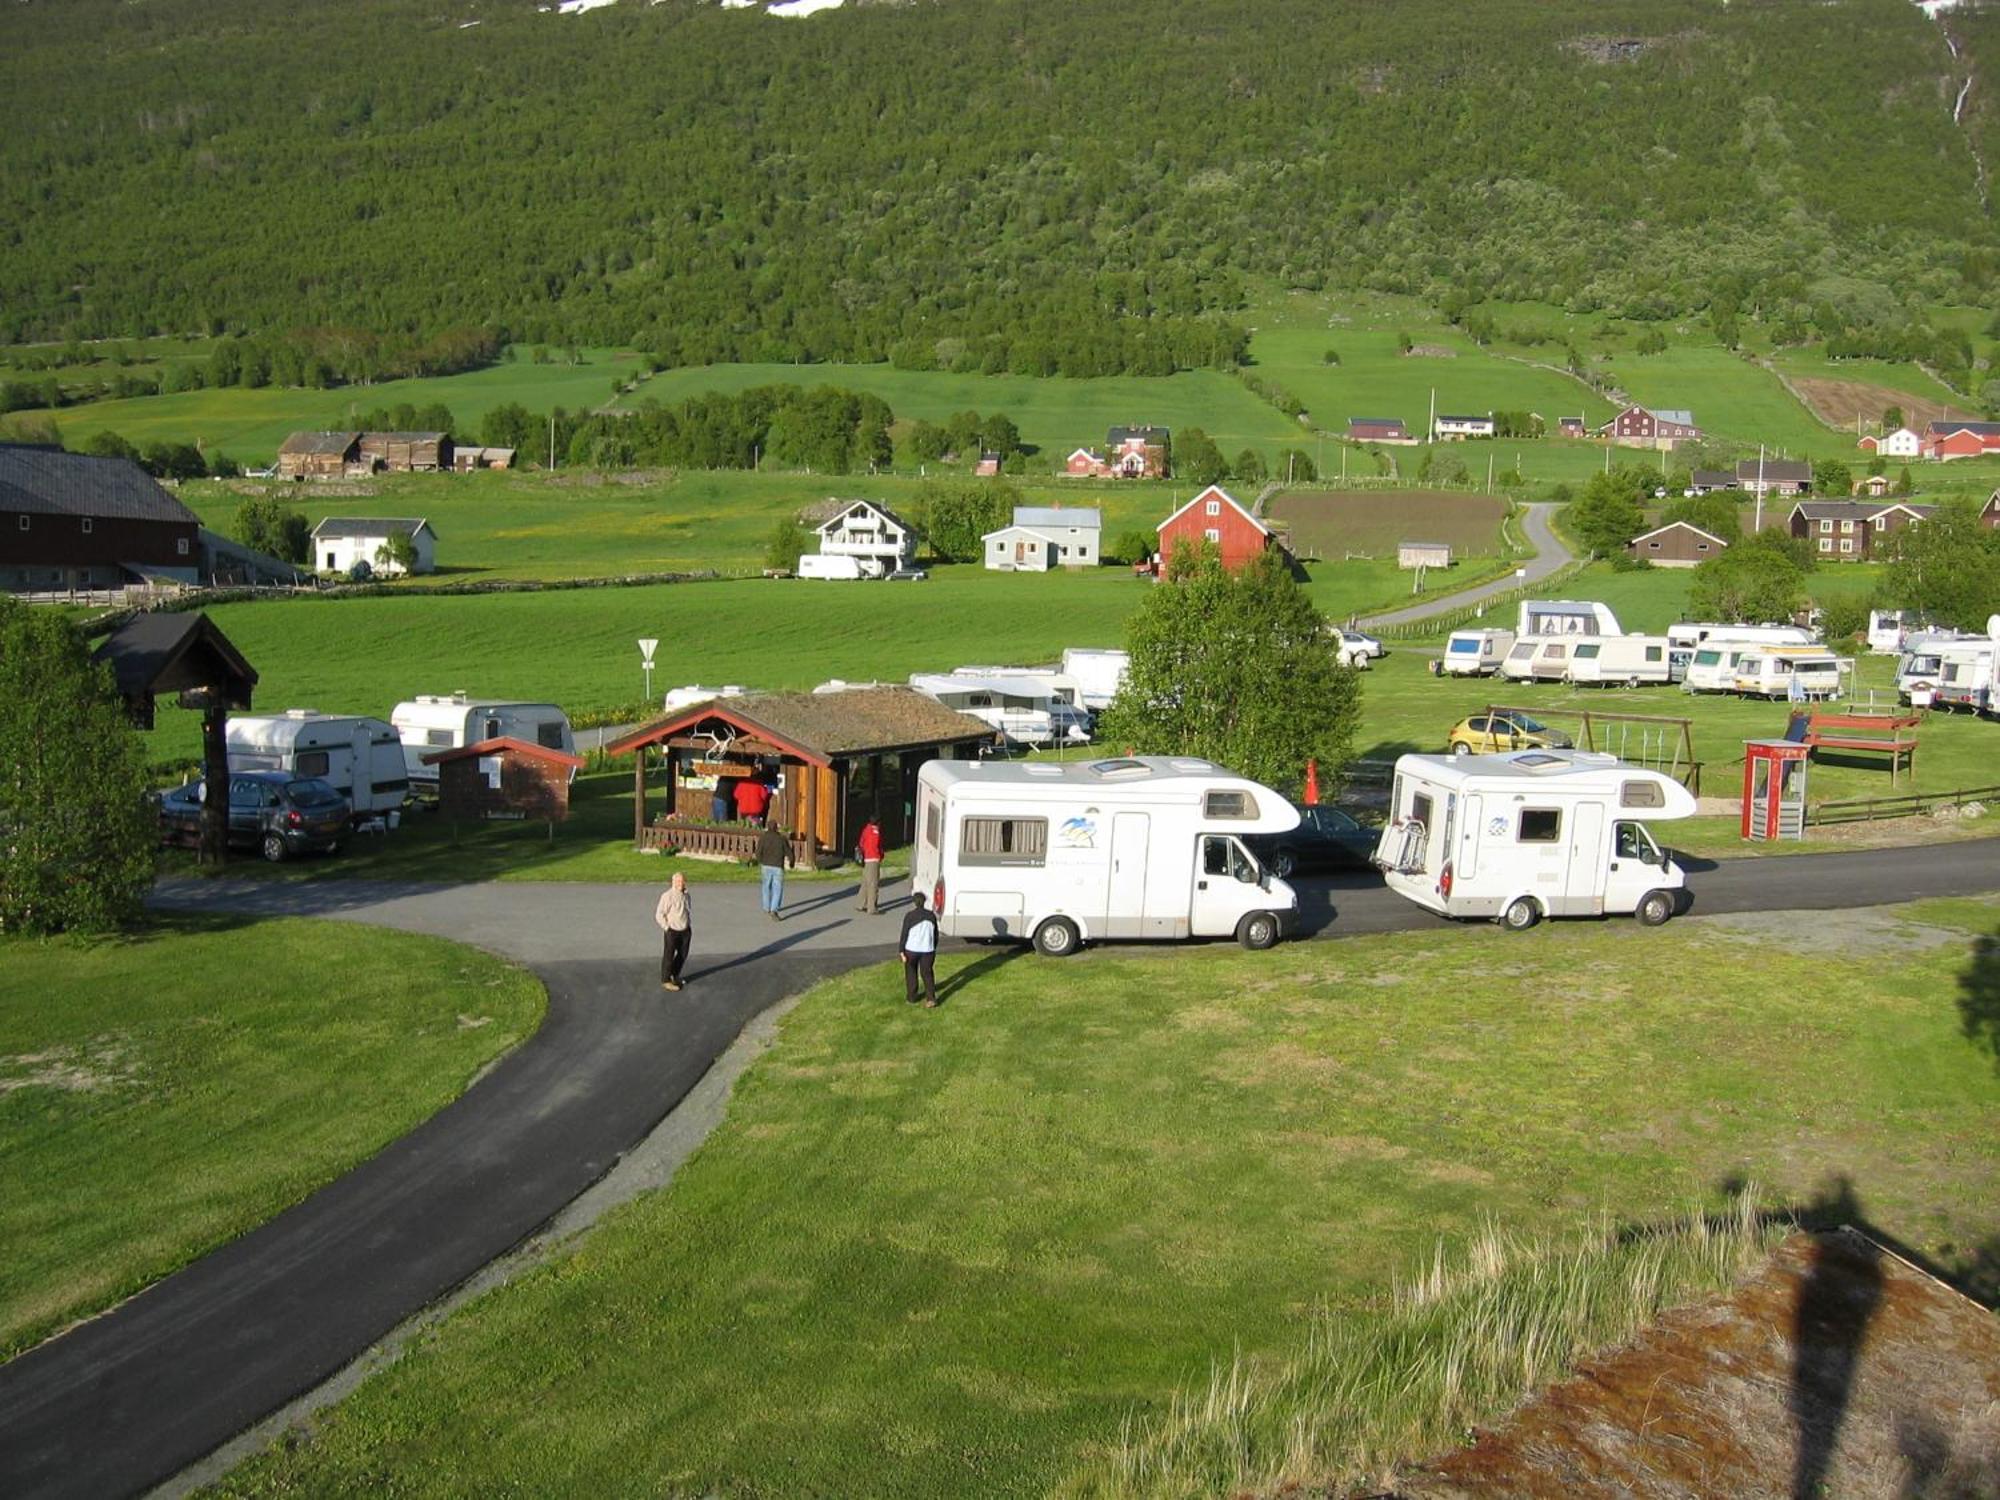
1797, 711, 1920, 785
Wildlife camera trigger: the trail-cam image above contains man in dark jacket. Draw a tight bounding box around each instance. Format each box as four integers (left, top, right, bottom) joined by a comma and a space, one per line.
756, 820, 792, 919
899, 890, 940, 1008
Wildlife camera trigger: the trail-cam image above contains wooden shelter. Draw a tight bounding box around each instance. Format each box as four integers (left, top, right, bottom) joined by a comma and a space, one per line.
423, 736, 584, 822
93, 611, 258, 865
605, 688, 994, 864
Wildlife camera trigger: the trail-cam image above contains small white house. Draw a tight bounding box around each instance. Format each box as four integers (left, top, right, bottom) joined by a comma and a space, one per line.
983, 506, 1101, 571
1432, 414, 1495, 441
311, 517, 438, 577
812, 499, 915, 578
1859, 426, 1922, 459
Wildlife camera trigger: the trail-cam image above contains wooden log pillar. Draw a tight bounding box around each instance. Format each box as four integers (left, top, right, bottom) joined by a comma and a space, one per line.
632, 745, 647, 846
199, 691, 229, 869
798, 757, 818, 864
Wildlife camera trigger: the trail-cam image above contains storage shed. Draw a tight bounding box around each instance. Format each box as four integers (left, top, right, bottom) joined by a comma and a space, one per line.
422, 736, 585, 822
1397, 539, 1453, 569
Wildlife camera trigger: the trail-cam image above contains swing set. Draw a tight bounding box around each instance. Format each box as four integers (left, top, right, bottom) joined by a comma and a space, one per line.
1481, 704, 1702, 792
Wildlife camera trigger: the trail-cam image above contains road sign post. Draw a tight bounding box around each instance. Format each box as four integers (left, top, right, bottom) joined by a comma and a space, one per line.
638, 637, 658, 706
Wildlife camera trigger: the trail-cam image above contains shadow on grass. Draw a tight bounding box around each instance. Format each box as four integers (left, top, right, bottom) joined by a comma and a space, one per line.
935, 941, 1029, 1004
1956, 925, 2000, 1076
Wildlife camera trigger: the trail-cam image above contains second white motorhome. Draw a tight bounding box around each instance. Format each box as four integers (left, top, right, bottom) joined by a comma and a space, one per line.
1372, 749, 1696, 929
1498, 636, 1583, 683
390, 695, 576, 788
224, 711, 409, 821
1442, 628, 1515, 676
1564, 635, 1672, 687
910, 755, 1301, 955
1518, 599, 1622, 637
1666, 622, 1816, 681
1929, 633, 2000, 714
797, 554, 868, 581
908, 670, 1092, 747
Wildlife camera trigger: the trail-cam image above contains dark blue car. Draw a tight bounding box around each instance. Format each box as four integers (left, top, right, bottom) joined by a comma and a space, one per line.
1247, 804, 1378, 878
156, 772, 350, 862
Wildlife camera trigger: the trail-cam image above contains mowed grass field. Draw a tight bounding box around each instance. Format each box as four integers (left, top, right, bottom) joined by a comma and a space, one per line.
1607, 345, 1836, 456
207, 903, 2000, 1497
1266, 490, 1511, 560
0, 917, 544, 1358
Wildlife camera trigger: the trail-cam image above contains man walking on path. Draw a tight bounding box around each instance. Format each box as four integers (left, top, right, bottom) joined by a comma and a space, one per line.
757, 821, 792, 919
655, 871, 692, 990
856, 817, 883, 913
899, 890, 939, 1008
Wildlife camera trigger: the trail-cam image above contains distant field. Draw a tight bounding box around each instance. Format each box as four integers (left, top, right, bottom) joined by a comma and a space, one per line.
1606, 346, 1833, 457
1786, 375, 1970, 435
1265, 490, 1509, 560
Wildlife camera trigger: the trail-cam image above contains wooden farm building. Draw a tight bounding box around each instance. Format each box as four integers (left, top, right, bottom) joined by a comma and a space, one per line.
1627, 520, 1728, 568
1397, 539, 1453, 570
278, 430, 453, 479
1348, 417, 1416, 445
424, 737, 585, 823
1154, 484, 1277, 578
1599, 405, 1701, 450
277, 431, 362, 480
0, 443, 203, 592
1736, 458, 1812, 498
1789, 500, 1935, 561
358, 431, 452, 472
607, 687, 995, 863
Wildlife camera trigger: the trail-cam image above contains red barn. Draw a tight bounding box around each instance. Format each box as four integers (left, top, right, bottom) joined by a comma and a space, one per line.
1155, 485, 1274, 577
1063, 447, 1109, 478
1924, 422, 1999, 461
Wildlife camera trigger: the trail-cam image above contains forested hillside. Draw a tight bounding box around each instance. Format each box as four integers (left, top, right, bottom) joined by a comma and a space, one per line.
2, 0, 1993, 373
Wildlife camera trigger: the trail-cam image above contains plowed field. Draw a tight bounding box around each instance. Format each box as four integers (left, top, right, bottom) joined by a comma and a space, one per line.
1790, 375, 1972, 433
1265, 488, 1508, 560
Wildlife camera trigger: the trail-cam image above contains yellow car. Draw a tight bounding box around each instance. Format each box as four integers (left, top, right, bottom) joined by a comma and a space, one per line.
1447, 711, 1574, 756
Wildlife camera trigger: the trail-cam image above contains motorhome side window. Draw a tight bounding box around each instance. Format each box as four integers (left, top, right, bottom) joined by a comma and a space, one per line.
959, 816, 1048, 867
1411, 792, 1433, 830
1619, 780, 1666, 809
426, 729, 453, 746
1202, 789, 1256, 819
1518, 808, 1561, 842
536, 722, 564, 749
297, 751, 330, 778
924, 803, 941, 850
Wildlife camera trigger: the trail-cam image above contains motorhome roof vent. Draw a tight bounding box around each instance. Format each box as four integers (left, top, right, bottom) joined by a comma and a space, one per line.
1089, 758, 1153, 778
1168, 758, 1215, 773
1512, 753, 1568, 771
1022, 764, 1063, 777
283, 708, 319, 718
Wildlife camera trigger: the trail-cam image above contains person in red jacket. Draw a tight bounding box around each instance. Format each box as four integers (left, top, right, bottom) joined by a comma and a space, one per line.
732, 775, 771, 825
855, 817, 883, 914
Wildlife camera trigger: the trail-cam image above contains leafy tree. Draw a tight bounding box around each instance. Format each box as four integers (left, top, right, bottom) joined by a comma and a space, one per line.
1418, 449, 1467, 486
83, 430, 138, 462
1321, 348, 1340, 365
208, 451, 241, 479
1816, 595, 1869, 645
979, 412, 1020, 457
1276, 449, 1317, 483
1113, 528, 1156, 566
139, 441, 206, 481
1811, 458, 1852, 497
233, 495, 310, 563
1173, 427, 1227, 486
1877, 503, 2000, 627
1895, 465, 1913, 496
1096, 545, 1359, 788
1231, 448, 1267, 484
1565, 469, 1647, 555
1660, 492, 1741, 543
374, 533, 419, 576
905, 420, 948, 463
1882, 405, 1904, 432
1686, 536, 1811, 623
912, 480, 1014, 562
0, 598, 154, 934
767, 515, 809, 572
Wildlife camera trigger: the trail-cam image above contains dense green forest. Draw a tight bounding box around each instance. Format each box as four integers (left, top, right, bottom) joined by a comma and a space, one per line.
3, 0, 1996, 372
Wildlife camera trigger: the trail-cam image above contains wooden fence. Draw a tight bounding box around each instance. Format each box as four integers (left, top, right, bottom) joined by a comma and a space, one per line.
1808, 783, 2000, 827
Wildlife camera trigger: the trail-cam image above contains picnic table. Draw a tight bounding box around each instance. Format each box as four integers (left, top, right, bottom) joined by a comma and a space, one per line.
1788, 710, 1920, 785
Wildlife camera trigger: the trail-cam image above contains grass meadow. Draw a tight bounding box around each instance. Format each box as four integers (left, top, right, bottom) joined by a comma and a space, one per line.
0, 916, 544, 1358
208, 901, 2000, 1497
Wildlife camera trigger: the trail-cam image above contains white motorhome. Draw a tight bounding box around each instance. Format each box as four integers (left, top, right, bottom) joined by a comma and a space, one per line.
1730, 649, 1844, 700
662, 684, 747, 712
1518, 599, 1622, 637
1928, 629, 2000, 714
1894, 631, 1984, 705
1498, 636, 1584, 683
1372, 750, 1695, 929
1868, 608, 1943, 654
1442, 627, 1515, 676
224, 711, 409, 821
908, 670, 1092, 746
797, 553, 868, 581
1564, 634, 1672, 687
910, 756, 1301, 955
1060, 648, 1131, 711
390, 694, 576, 788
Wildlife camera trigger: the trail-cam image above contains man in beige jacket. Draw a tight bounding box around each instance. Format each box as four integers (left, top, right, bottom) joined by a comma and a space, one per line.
655, 871, 693, 991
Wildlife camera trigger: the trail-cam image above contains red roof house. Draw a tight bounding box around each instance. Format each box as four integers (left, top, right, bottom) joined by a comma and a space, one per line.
1925, 422, 2000, 461
1155, 485, 1274, 578
422, 736, 586, 823
1064, 447, 1110, 478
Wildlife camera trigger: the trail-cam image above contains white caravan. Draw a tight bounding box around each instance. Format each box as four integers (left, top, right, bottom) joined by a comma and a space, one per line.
390, 694, 576, 788
1518, 599, 1622, 637
1442, 628, 1515, 676
1895, 631, 1985, 705
908, 670, 1092, 746
1682, 644, 1753, 694
1730, 649, 1845, 700
1564, 634, 1672, 687
1498, 636, 1584, 683
796, 553, 868, 580
1060, 648, 1131, 711
1666, 621, 1816, 681
224, 711, 409, 821
1372, 750, 1695, 929
910, 755, 1301, 955
1928, 626, 2000, 713
662, 683, 746, 712
1868, 608, 1943, 654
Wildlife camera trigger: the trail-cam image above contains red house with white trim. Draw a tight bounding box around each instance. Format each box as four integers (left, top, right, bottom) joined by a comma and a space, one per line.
1064, 447, 1110, 477
1924, 421, 2000, 461
1154, 485, 1274, 578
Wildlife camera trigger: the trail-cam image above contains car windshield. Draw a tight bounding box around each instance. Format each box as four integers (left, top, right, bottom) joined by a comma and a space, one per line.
286, 780, 344, 808
1509, 715, 1547, 733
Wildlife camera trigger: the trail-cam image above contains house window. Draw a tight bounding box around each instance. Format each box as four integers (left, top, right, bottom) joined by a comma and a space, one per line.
1819, 520, 1833, 533
80, 518, 93, 534
176, 537, 189, 555
1518, 809, 1562, 843
959, 816, 1047, 867
1818, 539, 1832, 552
1205, 500, 1220, 516
1647, 541, 1661, 551
16, 516, 26, 531
1840, 539, 1854, 553
1840, 519, 1855, 533
1204, 528, 1221, 543
1696, 543, 1709, 552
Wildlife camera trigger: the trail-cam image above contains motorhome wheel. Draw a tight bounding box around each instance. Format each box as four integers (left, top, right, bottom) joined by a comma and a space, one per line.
1237, 911, 1280, 950
1033, 916, 1080, 957
1500, 896, 1540, 931
261, 831, 287, 864
1636, 890, 1674, 926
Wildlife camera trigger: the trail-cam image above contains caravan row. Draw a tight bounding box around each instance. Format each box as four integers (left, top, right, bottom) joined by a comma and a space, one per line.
1897, 618, 2000, 713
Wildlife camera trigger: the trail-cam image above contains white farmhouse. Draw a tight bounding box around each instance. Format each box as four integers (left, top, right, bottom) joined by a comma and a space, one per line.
310, 517, 438, 577
1858, 426, 1922, 460
812, 499, 916, 577
981, 506, 1101, 571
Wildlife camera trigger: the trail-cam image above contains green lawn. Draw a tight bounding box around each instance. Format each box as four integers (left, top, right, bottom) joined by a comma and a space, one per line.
207, 903, 2000, 1497
1607, 345, 1834, 456
0, 916, 544, 1358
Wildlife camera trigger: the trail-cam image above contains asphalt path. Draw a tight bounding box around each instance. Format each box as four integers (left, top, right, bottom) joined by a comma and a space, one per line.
5, 840, 2000, 1497
1357, 501, 1572, 630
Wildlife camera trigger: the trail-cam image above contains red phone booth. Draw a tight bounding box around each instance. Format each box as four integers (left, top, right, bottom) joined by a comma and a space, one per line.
1742, 738, 1811, 841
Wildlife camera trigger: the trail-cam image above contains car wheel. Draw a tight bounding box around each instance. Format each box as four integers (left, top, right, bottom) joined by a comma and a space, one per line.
1033, 916, 1080, 957
1270, 849, 1297, 878
261, 831, 287, 863
1451, 742, 1471, 757
1500, 896, 1540, 931
1237, 911, 1280, 950
1636, 889, 1674, 927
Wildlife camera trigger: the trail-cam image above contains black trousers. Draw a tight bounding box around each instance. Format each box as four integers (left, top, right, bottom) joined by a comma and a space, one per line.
903, 950, 936, 1004
661, 927, 691, 983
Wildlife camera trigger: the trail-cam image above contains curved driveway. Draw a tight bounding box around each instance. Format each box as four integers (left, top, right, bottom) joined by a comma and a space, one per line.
1357, 500, 1573, 630
4, 839, 2000, 1498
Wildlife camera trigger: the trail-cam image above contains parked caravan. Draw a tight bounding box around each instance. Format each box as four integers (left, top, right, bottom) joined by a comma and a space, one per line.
1564, 634, 1672, 687
662, 684, 747, 712
1927, 624, 2000, 713
1518, 599, 1622, 637
1730, 649, 1845, 700
1060, 648, 1131, 711
1895, 631, 1986, 705
390, 694, 576, 788
908, 670, 1093, 746
797, 554, 868, 581
1372, 749, 1695, 929
910, 755, 1301, 955
224, 711, 409, 822
1666, 622, 1816, 681
1682, 644, 1751, 694
1442, 628, 1515, 676
1498, 636, 1584, 683
1868, 608, 1944, 654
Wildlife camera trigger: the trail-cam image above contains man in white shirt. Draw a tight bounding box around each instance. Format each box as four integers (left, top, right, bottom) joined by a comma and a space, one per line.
898, 890, 940, 1008
654, 872, 692, 991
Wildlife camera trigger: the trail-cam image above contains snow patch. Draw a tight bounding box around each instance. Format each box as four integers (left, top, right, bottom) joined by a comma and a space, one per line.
721, 0, 848, 14
556, 0, 619, 13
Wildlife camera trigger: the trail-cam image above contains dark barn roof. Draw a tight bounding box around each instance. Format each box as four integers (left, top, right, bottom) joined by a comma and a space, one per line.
1107, 425, 1169, 444
0, 445, 200, 525
92, 611, 257, 725
278, 431, 361, 456
308, 516, 435, 539
606, 687, 992, 765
